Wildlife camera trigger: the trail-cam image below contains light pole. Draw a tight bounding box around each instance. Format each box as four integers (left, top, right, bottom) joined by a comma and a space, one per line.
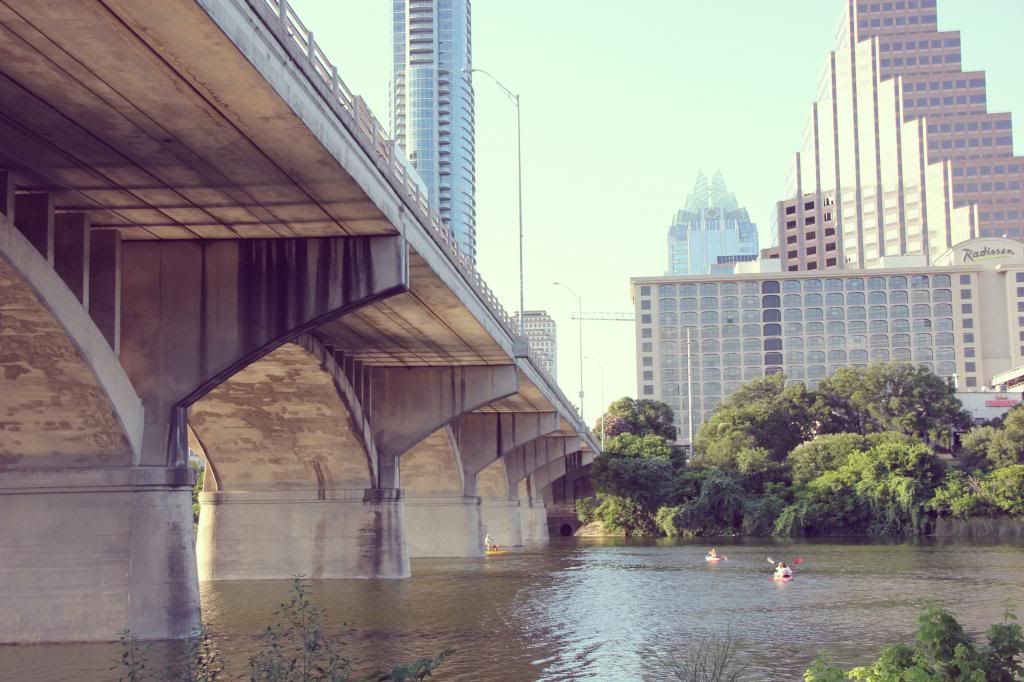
463, 67, 524, 336
553, 281, 584, 421
585, 356, 605, 450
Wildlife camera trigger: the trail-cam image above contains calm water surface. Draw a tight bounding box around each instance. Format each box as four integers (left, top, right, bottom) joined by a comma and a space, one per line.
4, 537, 1024, 680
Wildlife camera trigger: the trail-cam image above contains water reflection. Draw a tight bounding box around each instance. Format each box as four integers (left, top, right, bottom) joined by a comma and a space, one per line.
4, 537, 1023, 681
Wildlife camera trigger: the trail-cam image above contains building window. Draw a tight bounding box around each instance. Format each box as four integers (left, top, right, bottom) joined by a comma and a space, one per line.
964, 347, 975, 358
805, 216, 816, 225
641, 286, 651, 295
964, 333, 975, 343
641, 300, 651, 310
642, 356, 652, 366
1016, 272, 1024, 283
960, 289, 972, 299
965, 377, 977, 388
642, 314, 652, 323
807, 246, 817, 255
642, 328, 652, 338
785, 205, 796, 215
643, 371, 653, 380
643, 385, 653, 395
961, 304, 972, 314
805, 231, 817, 240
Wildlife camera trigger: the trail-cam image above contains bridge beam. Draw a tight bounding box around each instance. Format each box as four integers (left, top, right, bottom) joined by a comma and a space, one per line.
119, 235, 408, 469
454, 412, 560, 547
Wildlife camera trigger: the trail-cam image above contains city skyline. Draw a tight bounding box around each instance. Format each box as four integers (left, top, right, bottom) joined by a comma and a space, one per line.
290, 0, 1024, 420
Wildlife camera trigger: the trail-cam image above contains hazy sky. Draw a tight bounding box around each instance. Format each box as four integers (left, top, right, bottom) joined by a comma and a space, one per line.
289, 0, 1024, 424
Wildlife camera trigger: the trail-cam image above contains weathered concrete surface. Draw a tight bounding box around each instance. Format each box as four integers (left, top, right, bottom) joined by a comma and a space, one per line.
481, 498, 524, 548
189, 343, 374, 492
120, 236, 407, 467
0, 216, 141, 465
0, 467, 198, 643
372, 365, 517, 487
477, 459, 524, 546
520, 503, 550, 544
454, 412, 559, 496
401, 427, 481, 557
404, 495, 483, 557
196, 489, 408, 580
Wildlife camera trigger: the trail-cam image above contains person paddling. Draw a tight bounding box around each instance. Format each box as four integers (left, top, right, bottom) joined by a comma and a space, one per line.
774, 561, 793, 579
708, 548, 719, 559
484, 533, 499, 552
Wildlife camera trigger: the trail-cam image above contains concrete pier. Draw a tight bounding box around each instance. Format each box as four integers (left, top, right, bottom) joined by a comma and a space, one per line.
196, 489, 409, 580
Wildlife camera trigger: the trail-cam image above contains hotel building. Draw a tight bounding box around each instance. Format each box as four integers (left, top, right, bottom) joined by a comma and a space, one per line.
779, 0, 1024, 272
633, 237, 1024, 446
514, 310, 558, 379
667, 171, 759, 276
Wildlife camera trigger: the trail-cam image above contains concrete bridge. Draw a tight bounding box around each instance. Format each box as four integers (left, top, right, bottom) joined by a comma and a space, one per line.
0, 0, 596, 643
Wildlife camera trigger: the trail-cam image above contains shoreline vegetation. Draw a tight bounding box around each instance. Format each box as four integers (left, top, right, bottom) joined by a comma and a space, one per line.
581, 363, 1024, 539
115, 578, 449, 682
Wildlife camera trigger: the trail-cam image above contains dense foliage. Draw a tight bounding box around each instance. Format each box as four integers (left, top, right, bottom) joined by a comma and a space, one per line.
585, 363, 1024, 537
804, 603, 1024, 681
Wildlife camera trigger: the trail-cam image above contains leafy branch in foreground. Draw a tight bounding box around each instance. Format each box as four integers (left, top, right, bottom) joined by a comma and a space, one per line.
804, 602, 1023, 681
114, 577, 450, 682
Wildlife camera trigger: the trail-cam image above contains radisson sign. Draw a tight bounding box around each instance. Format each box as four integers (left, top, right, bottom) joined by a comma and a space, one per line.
961, 245, 1017, 262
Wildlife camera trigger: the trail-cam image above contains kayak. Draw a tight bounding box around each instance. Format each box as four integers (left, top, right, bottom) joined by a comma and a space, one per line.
705, 555, 723, 563
485, 549, 509, 556
773, 573, 794, 582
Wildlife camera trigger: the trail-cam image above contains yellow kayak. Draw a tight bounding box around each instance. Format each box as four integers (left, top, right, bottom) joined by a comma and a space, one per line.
485, 549, 509, 556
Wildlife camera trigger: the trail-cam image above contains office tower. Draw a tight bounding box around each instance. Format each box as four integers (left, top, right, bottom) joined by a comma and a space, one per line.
391, 0, 477, 262
781, 0, 1024, 271
667, 171, 760, 276
514, 310, 558, 378
633, 236, 1024, 445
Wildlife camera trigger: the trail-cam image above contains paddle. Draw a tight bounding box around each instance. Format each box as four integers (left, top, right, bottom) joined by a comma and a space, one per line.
767, 557, 803, 565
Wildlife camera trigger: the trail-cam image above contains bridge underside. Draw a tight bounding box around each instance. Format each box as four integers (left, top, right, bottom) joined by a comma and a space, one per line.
0, 0, 595, 645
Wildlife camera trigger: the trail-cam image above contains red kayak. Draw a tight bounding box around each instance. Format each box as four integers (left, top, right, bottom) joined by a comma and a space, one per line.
705, 555, 723, 563
773, 573, 794, 582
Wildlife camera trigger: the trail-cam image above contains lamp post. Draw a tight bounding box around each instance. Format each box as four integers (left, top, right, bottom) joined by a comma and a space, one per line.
463, 67, 524, 336
553, 281, 584, 421
586, 356, 605, 450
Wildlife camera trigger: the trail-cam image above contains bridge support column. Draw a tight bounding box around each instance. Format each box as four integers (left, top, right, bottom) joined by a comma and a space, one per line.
0, 467, 198, 643
480, 498, 524, 547
403, 495, 483, 557
197, 488, 408, 580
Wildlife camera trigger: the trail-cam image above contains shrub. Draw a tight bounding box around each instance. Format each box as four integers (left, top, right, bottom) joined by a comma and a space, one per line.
575, 497, 598, 524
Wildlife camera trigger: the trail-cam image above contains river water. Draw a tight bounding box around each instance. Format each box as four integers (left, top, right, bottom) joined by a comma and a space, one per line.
4, 537, 1024, 680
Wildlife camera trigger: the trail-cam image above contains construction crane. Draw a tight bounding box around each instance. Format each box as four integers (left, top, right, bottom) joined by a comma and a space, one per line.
570, 312, 635, 322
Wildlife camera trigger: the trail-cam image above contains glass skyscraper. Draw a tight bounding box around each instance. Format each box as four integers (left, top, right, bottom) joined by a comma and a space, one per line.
391, 0, 478, 262
667, 171, 759, 276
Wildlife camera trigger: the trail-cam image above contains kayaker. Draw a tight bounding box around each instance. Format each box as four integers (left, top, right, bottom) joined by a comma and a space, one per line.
774, 561, 793, 579
708, 548, 719, 559
484, 533, 498, 552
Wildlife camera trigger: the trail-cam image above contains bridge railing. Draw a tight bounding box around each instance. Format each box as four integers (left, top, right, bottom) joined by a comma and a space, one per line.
254, 0, 591, 438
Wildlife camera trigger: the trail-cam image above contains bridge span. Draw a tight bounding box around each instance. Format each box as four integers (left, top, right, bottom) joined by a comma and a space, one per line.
0, 0, 596, 643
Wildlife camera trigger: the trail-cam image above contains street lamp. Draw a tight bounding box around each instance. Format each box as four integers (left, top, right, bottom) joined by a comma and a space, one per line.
553, 281, 584, 421
585, 356, 605, 450
463, 67, 524, 337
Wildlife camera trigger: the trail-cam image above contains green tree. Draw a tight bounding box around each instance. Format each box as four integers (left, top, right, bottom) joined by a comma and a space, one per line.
693, 374, 815, 465
788, 433, 872, 487
589, 432, 680, 535
600, 397, 678, 440
814, 363, 970, 444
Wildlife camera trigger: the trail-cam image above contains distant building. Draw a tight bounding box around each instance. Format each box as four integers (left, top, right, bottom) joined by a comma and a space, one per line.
514, 310, 557, 379
633, 237, 1024, 445
667, 171, 759, 276
779, 0, 1024, 271
391, 0, 478, 263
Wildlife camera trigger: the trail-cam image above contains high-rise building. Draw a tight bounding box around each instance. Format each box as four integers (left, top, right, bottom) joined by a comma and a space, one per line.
633, 236, 1024, 445
391, 0, 477, 262
667, 171, 759, 276
514, 310, 558, 378
780, 0, 1024, 271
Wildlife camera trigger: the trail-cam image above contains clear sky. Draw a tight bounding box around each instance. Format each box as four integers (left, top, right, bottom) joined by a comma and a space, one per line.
289, 0, 1024, 425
